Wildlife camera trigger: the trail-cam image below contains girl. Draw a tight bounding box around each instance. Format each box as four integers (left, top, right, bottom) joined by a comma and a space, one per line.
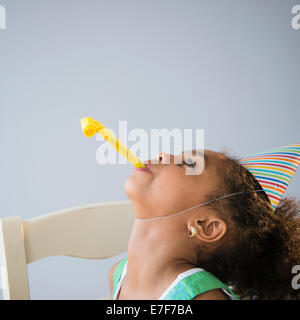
109, 147, 300, 300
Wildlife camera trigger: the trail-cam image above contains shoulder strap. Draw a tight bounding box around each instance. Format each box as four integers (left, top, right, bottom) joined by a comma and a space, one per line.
112, 256, 128, 299
162, 269, 239, 300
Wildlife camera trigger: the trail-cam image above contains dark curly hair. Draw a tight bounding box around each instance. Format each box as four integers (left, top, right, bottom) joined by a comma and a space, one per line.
197, 152, 300, 300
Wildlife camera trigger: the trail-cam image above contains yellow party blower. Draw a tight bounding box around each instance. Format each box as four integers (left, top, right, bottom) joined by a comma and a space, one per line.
80, 117, 146, 168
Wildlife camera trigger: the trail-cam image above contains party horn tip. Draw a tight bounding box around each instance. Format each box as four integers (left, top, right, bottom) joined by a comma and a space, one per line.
81, 117, 103, 138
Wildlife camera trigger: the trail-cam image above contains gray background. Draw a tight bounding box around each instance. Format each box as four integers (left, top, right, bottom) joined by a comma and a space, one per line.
0, 0, 299, 299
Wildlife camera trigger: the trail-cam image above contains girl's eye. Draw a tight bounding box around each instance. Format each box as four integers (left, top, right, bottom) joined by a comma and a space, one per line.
183, 158, 196, 168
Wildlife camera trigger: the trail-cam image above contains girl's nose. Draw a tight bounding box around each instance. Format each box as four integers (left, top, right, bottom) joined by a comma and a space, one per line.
156, 152, 176, 164
144, 152, 166, 165
144, 152, 176, 165
158, 152, 169, 164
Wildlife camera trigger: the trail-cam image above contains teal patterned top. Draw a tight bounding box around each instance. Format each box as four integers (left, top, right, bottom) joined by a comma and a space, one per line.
112, 256, 239, 300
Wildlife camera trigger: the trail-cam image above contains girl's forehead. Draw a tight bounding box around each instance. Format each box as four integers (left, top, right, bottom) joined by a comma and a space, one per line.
198, 149, 227, 175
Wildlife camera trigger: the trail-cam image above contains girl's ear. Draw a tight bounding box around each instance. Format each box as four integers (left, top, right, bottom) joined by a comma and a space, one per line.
188, 217, 227, 243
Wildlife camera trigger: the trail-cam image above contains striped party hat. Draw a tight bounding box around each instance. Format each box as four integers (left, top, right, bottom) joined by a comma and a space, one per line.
239, 143, 300, 210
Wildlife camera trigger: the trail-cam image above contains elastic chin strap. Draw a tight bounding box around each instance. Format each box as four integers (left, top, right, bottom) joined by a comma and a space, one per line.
134, 190, 266, 222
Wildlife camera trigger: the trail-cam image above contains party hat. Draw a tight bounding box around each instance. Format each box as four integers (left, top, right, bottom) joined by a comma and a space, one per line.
239, 143, 300, 210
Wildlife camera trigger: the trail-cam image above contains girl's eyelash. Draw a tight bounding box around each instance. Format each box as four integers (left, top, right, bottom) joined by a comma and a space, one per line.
183, 158, 196, 168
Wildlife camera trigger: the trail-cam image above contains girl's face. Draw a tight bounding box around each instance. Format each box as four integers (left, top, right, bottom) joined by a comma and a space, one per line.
124, 149, 226, 219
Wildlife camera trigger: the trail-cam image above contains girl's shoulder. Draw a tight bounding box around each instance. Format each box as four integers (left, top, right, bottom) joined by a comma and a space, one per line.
111, 256, 239, 300
161, 268, 240, 300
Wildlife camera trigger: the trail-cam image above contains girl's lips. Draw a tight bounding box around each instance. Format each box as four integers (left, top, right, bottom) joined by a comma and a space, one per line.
133, 164, 152, 173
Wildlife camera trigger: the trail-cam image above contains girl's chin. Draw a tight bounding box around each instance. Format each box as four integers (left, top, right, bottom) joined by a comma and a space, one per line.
124, 177, 148, 200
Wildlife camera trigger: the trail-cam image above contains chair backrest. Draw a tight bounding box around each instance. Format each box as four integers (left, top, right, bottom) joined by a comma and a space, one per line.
0, 200, 134, 299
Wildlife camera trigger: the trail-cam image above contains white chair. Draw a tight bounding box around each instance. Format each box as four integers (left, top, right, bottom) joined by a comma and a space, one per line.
0, 200, 135, 300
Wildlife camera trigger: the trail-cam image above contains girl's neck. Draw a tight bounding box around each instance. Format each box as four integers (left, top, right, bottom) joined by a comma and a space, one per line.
124, 219, 198, 295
